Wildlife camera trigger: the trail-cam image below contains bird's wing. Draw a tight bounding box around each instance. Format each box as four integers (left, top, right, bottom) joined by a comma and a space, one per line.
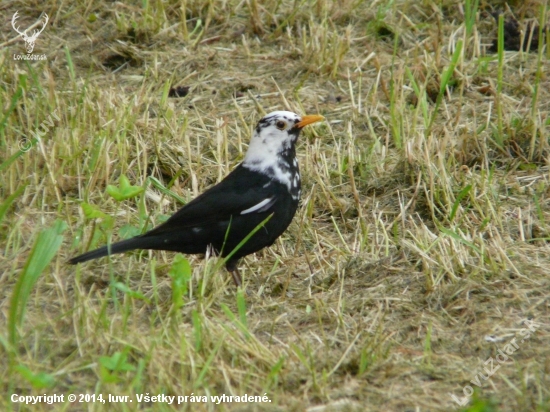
147, 165, 279, 234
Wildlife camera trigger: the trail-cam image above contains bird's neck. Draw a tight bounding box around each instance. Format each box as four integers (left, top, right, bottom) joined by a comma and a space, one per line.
278, 146, 296, 165
242, 146, 299, 195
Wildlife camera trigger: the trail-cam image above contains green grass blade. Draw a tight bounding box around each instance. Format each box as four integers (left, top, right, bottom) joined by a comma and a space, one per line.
148, 176, 187, 204
236, 288, 247, 328
428, 40, 463, 132
8, 220, 67, 345
0, 150, 28, 173
439, 226, 481, 255
168, 254, 192, 309
222, 213, 273, 267
194, 334, 224, 388
192, 309, 202, 352
405, 66, 429, 125
221, 303, 251, 339
64, 46, 76, 84
449, 184, 472, 222
0, 185, 27, 224
464, 0, 479, 38
495, 14, 505, 146
0, 86, 23, 146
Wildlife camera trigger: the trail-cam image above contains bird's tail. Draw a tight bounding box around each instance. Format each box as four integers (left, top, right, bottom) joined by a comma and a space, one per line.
68, 236, 161, 264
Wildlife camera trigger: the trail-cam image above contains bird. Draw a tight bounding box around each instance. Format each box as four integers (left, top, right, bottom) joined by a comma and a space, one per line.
69, 110, 324, 286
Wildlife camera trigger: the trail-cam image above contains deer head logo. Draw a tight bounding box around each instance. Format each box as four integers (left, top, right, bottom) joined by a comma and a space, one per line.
11, 11, 49, 54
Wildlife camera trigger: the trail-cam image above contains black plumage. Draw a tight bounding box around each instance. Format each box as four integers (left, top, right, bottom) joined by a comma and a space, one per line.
69, 111, 324, 285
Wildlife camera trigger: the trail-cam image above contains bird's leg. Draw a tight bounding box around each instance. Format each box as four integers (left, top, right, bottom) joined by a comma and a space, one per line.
230, 268, 242, 287
226, 258, 242, 287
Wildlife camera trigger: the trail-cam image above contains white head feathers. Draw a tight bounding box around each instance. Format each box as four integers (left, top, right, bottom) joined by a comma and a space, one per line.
243, 111, 301, 166
242, 111, 323, 199
242, 111, 302, 195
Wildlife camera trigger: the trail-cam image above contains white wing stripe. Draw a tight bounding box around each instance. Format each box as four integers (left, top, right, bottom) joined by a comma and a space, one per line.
240, 197, 274, 215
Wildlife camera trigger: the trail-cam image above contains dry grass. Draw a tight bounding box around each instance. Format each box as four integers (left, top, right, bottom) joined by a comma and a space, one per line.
1, 0, 550, 411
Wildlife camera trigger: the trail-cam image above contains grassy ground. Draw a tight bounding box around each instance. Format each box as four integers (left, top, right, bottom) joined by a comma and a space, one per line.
1, 0, 549, 411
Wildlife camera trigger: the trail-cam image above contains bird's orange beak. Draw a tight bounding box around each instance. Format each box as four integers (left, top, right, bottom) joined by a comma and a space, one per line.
296, 114, 324, 128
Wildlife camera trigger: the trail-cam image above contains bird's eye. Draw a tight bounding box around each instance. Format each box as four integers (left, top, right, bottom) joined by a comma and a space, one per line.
275, 120, 286, 130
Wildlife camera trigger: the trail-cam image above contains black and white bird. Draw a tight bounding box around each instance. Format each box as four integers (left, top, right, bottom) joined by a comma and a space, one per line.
69, 111, 324, 286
